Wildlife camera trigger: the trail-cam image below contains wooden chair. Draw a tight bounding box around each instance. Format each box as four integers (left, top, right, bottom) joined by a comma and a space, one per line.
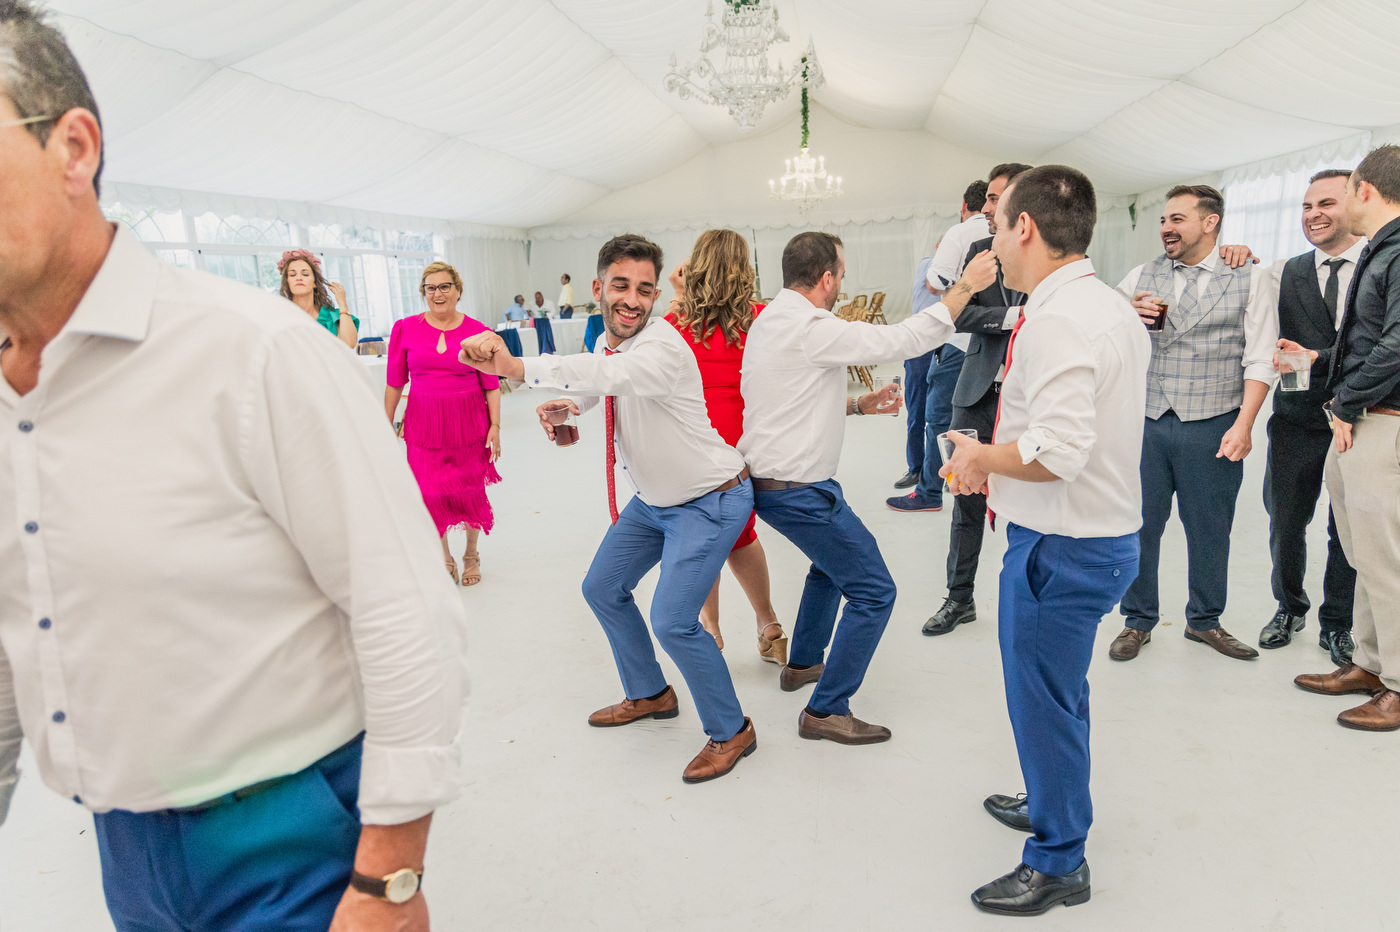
867, 292, 888, 324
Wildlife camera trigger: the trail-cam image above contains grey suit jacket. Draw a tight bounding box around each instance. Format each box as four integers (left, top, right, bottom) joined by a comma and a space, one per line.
951, 236, 1027, 409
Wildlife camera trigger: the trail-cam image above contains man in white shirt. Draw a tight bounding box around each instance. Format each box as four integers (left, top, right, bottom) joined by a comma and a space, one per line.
528, 290, 556, 317
559, 273, 576, 317
0, 7, 465, 929
1258, 170, 1361, 663
739, 232, 995, 743
1107, 185, 1278, 663
940, 165, 1149, 916
461, 236, 758, 784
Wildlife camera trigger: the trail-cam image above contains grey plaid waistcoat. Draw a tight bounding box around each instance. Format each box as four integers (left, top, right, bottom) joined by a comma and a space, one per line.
1135, 254, 1253, 421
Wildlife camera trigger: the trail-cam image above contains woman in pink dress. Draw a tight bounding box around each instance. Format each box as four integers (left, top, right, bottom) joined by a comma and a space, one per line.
385, 261, 502, 585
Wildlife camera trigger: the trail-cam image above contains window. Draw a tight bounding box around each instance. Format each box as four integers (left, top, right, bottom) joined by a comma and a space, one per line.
1222, 159, 1339, 266
194, 213, 293, 247
308, 224, 382, 250
107, 204, 187, 243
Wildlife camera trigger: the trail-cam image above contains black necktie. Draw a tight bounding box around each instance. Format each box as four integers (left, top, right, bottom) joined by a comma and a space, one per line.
1323, 257, 1344, 323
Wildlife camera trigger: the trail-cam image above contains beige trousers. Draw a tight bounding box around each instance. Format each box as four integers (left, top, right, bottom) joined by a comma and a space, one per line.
1326, 414, 1400, 690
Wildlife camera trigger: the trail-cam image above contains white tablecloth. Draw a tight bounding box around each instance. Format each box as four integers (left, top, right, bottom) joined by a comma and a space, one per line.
496, 322, 540, 356
550, 318, 590, 355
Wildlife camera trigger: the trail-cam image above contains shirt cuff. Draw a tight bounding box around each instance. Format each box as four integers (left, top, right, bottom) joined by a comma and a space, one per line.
1016, 428, 1086, 481
357, 735, 463, 826
519, 356, 561, 390
1003, 306, 1023, 330
1243, 363, 1278, 387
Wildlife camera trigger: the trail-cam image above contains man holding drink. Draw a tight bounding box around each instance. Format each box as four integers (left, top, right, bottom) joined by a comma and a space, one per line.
460, 235, 759, 784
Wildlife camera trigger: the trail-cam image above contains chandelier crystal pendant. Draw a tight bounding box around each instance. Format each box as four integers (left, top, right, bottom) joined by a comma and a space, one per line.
769, 83, 842, 217
665, 0, 823, 133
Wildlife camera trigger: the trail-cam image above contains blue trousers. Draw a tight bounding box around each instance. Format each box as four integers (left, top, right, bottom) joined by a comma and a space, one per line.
1121, 410, 1243, 632
1000, 525, 1137, 876
915, 345, 966, 501
903, 351, 934, 472
754, 480, 896, 716
94, 735, 364, 931
582, 480, 752, 741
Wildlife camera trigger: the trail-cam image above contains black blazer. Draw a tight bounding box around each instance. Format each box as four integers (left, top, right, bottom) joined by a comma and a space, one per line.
950, 237, 1028, 409
1328, 215, 1400, 421
1273, 251, 1339, 429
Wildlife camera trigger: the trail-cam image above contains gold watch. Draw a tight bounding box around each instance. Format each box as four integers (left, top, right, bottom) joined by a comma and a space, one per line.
350, 867, 422, 904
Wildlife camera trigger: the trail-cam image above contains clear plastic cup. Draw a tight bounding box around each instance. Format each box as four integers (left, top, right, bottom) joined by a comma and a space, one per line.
871, 376, 903, 416
1277, 351, 1312, 392
937, 429, 978, 492
543, 403, 578, 446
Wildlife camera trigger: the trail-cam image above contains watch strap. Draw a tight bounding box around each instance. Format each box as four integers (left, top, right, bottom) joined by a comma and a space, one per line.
350, 868, 422, 902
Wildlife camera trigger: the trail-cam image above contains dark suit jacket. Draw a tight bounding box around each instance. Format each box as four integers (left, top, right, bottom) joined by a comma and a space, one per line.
1328, 215, 1400, 422
1273, 250, 1338, 430
950, 236, 1028, 409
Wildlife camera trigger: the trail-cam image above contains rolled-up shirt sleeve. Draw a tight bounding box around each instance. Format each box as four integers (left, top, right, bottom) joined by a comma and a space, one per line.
1013, 318, 1099, 482
244, 326, 468, 825
1243, 264, 1280, 387
0, 646, 19, 827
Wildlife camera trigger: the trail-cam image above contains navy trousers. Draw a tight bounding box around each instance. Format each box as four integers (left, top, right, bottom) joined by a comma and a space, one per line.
94, 735, 364, 931
754, 480, 896, 716
903, 351, 933, 473
1000, 525, 1138, 876
1121, 410, 1243, 632
582, 480, 752, 741
915, 345, 967, 502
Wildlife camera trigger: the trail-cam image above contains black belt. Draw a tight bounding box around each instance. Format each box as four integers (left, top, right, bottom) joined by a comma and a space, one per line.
751, 478, 814, 491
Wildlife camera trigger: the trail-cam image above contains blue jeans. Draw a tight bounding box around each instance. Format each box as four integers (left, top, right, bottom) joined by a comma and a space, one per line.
582, 480, 752, 741
1000, 525, 1137, 876
903, 351, 933, 472
915, 345, 966, 501
94, 735, 364, 931
754, 480, 896, 716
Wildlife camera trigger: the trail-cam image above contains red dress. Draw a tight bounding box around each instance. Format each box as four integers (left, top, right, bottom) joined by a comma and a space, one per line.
666, 305, 763, 551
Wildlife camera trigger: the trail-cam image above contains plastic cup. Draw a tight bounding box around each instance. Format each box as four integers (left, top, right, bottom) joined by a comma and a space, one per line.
1277, 351, 1312, 392
871, 376, 902, 416
1144, 296, 1168, 331
543, 403, 578, 446
937, 429, 979, 492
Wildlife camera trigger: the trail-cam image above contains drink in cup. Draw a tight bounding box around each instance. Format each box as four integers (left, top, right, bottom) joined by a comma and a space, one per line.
543, 402, 579, 447
1277, 351, 1312, 392
1145, 295, 1168, 331
872, 376, 902, 416
937, 429, 978, 492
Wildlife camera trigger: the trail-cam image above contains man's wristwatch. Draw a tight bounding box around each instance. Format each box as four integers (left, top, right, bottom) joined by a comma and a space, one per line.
350, 868, 423, 904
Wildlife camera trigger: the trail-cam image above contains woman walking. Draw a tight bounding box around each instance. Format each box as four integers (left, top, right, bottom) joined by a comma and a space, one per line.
385, 261, 502, 585
278, 249, 357, 348
667, 229, 787, 664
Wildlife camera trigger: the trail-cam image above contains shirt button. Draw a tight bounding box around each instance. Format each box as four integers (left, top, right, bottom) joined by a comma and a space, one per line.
18, 420, 33, 433
38, 617, 51, 629
72, 795, 82, 805
24, 521, 38, 534
52, 711, 66, 723
1112, 569, 1121, 577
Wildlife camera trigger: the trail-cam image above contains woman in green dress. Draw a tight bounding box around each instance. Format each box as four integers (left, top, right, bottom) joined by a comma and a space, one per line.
278, 249, 358, 348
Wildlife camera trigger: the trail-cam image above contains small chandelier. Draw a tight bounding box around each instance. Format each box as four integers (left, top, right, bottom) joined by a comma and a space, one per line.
769, 81, 842, 216
664, 0, 823, 133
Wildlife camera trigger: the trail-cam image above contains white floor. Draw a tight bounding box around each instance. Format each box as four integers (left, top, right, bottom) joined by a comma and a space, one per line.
3, 369, 1394, 931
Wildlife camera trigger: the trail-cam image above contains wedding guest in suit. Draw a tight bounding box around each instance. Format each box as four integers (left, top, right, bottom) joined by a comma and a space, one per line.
1108, 186, 1278, 662
279, 249, 358, 348
664, 230, 787, 665
1259, 170, 1361, 662
1295, 145, 1400, 731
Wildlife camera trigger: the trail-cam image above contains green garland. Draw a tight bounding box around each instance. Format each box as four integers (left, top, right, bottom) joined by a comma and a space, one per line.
725, 0, 762, 7
800, 57, 810, 149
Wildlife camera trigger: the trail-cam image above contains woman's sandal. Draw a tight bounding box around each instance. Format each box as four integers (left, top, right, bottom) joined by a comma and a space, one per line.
445, 559, 459, 585
460, 552, 482, 587
757, 622, 788, 665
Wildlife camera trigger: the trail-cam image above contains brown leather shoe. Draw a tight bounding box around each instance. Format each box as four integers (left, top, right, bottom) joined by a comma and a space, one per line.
1338, 690, 1400, 732
1109, 628, 1150, 661
780, 662, 824, 692
588, 686, 680, 727
1184, 626, 1258, 660
1295, 663, 1386, 697
798, 709, 891, 745
682, 718, 757, 783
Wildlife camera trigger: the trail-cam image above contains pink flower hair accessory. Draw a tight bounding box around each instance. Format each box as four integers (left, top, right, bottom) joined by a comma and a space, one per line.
277, 249, 322, 273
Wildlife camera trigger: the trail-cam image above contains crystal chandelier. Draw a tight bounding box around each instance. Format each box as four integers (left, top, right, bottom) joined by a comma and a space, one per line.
664, 0, 823, 133
768, 84, 842, 216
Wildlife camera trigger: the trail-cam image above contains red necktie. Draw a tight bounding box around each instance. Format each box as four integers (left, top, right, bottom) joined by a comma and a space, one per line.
603, 348, 619, 524
987, 310, 1026, 530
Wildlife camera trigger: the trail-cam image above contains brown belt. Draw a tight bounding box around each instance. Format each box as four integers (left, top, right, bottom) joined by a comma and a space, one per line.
1368, 406, 1400, 417
751, 477, 814, 491
712, 467, 750, 494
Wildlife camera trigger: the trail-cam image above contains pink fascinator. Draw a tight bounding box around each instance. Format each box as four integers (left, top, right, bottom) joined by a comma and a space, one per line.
277, 249, 322, 273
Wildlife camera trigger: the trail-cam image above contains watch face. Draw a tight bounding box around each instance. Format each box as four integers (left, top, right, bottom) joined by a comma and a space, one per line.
385, 869, 420, 904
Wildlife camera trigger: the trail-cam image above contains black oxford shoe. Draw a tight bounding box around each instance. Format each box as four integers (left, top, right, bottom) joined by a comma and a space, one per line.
894, 469, 919, 489
971, 860, 1091, 916
923, 597, 975, 636
1259, 609, 1304, 648
1321, 629, 1355, 667
983, 793, 1032, 832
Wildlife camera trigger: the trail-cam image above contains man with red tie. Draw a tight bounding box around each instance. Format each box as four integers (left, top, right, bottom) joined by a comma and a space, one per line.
459, 235, 757, 784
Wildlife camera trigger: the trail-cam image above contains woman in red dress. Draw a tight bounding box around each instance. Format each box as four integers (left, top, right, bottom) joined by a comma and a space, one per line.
666, 229, 786, 665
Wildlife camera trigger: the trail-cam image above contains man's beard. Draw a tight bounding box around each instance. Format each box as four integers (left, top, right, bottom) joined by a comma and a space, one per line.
601, 296, 650, 340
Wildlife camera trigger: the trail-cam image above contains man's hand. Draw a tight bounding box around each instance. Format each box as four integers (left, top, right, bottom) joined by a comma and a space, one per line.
938, 429, 989, 495
1217, 418, 1254, 461
1274, 338, 1319, 369
486, 425, 501, 463
857, 385, 901, 415
1131, 291, 1164, 327
537, 399, 580, 441
1333, 415, 1354, 453
958, 249, 999, 296
329, 887, 428, 931
460, 332, 523, 380
1218, 244, 1258, 269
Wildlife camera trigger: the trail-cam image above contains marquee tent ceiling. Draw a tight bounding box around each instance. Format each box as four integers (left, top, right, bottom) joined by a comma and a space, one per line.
46, 0, 1400, 230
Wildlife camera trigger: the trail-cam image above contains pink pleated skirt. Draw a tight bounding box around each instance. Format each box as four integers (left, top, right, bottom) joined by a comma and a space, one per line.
402, 387, 500, 536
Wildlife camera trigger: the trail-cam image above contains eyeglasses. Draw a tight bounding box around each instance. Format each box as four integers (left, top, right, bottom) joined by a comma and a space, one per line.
423, 284, 457, 295
0, 115, 54, 130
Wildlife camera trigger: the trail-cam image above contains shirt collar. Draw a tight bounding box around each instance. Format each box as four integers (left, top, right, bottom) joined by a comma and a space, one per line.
602, 315, 657, 354
1173, 250, 1217, 273
1318, 237, 1368, 269
1024, 257, 1096, 318
63, 225, 158, 343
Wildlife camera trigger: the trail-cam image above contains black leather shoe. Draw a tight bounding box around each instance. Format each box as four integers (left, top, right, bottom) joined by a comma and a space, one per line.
971, 860, 1091, 916
1321, 629, 1356, 667
1259, 609, 1304, 649
894, 469, 918, 489
922, 597, 975, 636
983, 793, 1032, 833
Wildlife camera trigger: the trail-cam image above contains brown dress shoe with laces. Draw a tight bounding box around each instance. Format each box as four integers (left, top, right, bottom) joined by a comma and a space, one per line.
1338, 690, 1400, 732
797, 710, 891, 745
1184, 626, 1258, 660
1108, 628, 1150, 661
588, 686, 679, 727
682, 718, 757, 783
1295, 663, 1386, 697
780, 662, 824, 692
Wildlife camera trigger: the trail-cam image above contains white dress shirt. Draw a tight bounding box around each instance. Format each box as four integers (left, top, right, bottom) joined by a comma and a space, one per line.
1116, 252, 1279, 386
926, 213, 991, 353
529, 298, 557, 317
519, 318, 744, 507
740, 288, 955, 483
0, 229, 467, 825
1266, 238, 1367, 328
990, 259, 1151, 539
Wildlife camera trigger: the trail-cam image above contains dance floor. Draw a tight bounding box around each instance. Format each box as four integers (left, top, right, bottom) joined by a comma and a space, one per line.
3, 366, 1392, 931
